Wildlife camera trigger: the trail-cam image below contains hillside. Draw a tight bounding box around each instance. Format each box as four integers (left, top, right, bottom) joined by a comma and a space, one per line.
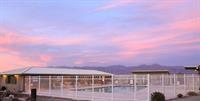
48, 64, 196, 74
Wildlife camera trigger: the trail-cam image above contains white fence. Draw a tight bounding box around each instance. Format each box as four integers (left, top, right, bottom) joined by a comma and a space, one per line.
25, 74, 200, 101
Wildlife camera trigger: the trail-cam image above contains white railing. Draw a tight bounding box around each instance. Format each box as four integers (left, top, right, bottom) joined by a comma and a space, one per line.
24, 74, 200, 101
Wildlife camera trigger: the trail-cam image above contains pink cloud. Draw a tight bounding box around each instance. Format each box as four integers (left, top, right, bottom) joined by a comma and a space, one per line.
95, 0, 187, 12
110, 18, 200, 59
74, 59, 84, 65
96, 0, 137, 11
146, 0, 187, 11
173, 39, 200, 46
0, 53, 46, 71
39, 54, 52, 62
0, 26, 91, 70
0, 26, 89, 47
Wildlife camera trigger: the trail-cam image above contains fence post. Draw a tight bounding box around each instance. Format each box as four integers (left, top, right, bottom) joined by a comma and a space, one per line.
192, 74, 195, 91
61, 76, 63, 96
38, 76, 40, 92
134, 74, 137, 101
49, 76, 51, 95
75, 75, 78, 98
29, 76, 31, 93
199, 75, 200, 92
184, 74, 186, 95
174, 74, 176, 97
111, 74, 114, 101
162, 74, 165, 94
92, 75, 94, 100
147, 74, 150, 101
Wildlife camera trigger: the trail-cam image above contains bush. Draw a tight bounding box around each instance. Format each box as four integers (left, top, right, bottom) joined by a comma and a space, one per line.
187, 91, 198, 96
177, 93, 183, 98
1, 86, 6, 91
151, 92, 165, 101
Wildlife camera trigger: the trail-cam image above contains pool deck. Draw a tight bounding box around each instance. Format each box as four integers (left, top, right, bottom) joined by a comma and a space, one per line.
24, 85, 199, 101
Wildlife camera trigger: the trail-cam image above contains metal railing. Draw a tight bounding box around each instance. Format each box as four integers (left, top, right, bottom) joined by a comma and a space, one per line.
24, 74, 200, 101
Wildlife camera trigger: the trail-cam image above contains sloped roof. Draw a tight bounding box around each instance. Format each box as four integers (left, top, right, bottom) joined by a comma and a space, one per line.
0, 67, 112, 75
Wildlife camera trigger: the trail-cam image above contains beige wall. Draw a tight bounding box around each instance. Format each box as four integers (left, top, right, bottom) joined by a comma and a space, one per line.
0, 75, 24, 92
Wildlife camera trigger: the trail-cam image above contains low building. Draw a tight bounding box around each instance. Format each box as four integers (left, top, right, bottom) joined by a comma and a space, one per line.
0, 67, 112, 93
132, 70, 170, 75
131, 70, 170, 85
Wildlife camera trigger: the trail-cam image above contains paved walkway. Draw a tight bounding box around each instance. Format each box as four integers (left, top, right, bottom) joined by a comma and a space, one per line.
170, 96, 200, 101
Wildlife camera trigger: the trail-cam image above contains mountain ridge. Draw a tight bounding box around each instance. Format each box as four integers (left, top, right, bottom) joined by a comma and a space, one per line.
48, 64, 196, 74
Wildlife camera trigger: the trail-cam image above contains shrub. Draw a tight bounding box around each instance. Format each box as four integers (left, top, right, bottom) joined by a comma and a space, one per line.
151, 92, 165, 101
1, 86, 6, 91
177, 93, 183, 98
187, 91, 198, 96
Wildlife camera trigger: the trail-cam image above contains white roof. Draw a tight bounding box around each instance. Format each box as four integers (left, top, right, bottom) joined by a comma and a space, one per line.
0, 67, 112, 75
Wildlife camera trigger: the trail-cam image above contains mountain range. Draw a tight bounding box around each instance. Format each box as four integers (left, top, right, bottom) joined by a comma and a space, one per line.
49, 64, 196, 74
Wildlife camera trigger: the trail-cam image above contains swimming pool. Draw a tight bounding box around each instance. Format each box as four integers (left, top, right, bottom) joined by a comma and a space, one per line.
78, 86, 146, 93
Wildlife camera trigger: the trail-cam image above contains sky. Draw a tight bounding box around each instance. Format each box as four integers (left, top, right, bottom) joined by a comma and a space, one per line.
0, 0, 200, 71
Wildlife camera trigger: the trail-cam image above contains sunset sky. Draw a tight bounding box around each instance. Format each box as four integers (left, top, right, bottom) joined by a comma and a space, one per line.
0, 0, 200, 71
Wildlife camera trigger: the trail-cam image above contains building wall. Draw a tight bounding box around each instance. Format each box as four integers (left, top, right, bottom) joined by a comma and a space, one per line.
0, 75, 24, 92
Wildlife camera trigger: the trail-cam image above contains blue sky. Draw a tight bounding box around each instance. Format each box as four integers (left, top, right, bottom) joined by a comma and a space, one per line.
0, 0, 199, 71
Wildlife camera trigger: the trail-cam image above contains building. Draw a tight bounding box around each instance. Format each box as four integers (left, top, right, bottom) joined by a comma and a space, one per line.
185, 65, 200, 74
131, 70, 170, 85
132, 70, 170, 75
0, 67, 112, 94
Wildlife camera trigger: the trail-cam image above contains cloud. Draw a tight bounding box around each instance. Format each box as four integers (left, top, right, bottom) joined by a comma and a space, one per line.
145, 0, 187, 11
95, 0, 186, 12
110, 18, 200, 59
39, 54, 52, 62
0, 26, 90, 71
96, 0, 137, 11
0, 26, 90, 55
0, 53, 45, 71
0, 27, 89, 47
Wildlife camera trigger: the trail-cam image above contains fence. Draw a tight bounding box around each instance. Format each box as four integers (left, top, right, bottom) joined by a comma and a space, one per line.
25, 74, 200, 101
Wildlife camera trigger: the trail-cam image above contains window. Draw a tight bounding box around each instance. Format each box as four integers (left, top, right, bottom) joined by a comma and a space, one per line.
6, 75, 17, 84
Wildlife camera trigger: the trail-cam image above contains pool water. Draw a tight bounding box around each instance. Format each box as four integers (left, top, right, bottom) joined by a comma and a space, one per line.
78, 86, 146, 93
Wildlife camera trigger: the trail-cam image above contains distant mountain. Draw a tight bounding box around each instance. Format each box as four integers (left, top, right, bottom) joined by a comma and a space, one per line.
48, 64, 196, 74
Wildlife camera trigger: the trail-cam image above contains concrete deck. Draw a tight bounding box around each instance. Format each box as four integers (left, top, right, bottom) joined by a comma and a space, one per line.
23, 85, 199, 101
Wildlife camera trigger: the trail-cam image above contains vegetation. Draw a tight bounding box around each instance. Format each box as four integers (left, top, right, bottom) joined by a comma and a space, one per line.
1, 86, 6, 91
151, 92, 165, 101
187, 91, 198, 96
177, 94, 183, 98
